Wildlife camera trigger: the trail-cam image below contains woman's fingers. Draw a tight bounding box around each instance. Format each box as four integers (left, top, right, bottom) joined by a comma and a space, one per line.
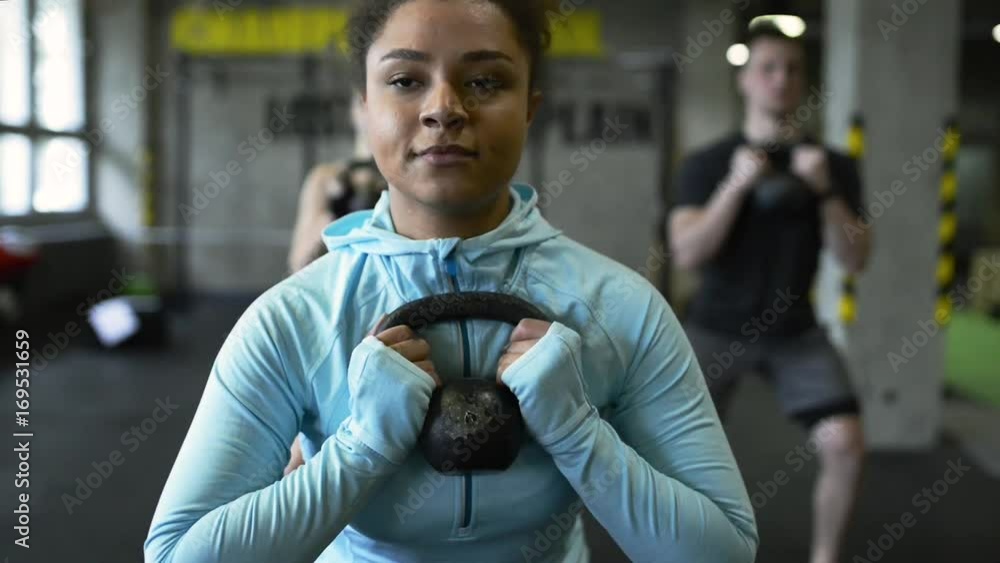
375, 325, 414, 346
509, 319, 551, 342
368, 314, 388, 337
390, 337, 431, 363
372, 321, 437, 384
497, 346, 538, 383
283, 437, 306, 476
413, 360, 442, 387
496, 355, 514, 382
504, 338, 538, 355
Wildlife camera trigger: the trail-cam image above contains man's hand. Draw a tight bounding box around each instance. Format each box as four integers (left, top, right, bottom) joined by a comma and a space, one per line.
724, 146, 771, 195
792, 145, 832, 196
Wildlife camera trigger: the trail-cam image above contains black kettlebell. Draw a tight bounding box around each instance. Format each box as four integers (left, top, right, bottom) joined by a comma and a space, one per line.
375, 292, 549, 473
754, 172, 811, 211
752, 144, 813, 212
332, 157, 386, 216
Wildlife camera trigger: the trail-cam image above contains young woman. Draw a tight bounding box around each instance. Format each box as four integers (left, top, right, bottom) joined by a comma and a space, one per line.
145, 1, 758, 562
287, 93, 386, 274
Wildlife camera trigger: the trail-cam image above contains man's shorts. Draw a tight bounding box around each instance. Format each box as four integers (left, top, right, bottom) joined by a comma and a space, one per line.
684, 323, 860, 429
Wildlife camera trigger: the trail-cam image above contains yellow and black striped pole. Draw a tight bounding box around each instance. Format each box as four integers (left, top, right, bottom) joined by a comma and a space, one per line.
934, 118, 960, 325
839, 113, 865, 325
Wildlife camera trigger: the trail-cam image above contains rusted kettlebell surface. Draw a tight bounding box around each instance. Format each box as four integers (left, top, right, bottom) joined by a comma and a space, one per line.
376, 292, 548, 473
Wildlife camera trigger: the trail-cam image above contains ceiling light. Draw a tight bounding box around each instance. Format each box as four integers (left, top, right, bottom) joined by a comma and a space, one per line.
727, 43, 750, 66
750, 15, 807, 38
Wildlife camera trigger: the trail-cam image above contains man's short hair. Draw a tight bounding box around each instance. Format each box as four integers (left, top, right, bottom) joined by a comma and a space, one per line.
746, 21, 805, 54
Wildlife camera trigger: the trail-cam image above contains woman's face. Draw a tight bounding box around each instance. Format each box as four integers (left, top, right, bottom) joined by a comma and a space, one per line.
363, 0, 541, 215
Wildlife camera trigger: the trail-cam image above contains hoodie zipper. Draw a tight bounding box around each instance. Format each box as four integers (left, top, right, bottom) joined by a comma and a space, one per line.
443, 253, 474, 531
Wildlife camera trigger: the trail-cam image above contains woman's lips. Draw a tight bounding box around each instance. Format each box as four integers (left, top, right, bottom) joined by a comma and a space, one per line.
421, 152, 476, 165
417, 146, 478, 166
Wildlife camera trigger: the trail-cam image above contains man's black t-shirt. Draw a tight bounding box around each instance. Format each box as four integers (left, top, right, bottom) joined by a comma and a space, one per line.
674, 133, 863, 338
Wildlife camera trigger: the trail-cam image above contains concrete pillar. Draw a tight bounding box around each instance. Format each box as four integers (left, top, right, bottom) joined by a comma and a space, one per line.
820, 0, 960, 449
814, 0, 862, 350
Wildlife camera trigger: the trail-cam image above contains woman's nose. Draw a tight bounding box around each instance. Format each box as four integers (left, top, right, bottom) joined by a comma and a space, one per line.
420, 84, 468, 131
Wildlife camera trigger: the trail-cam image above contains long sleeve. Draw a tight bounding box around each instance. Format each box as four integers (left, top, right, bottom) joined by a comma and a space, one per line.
539, 300, 758, 562
143, 301, 429, 563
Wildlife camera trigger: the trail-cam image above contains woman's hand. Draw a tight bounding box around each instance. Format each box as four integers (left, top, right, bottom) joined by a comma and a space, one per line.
373, 325, 442, 386
495, 318, 551, 375
497, 320, 595, 449
285, 322, 439, 472
344, 321, 440, 465
283, 436, 306, 476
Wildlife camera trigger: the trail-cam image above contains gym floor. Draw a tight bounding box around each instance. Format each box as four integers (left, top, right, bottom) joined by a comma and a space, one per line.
2, 299, 997, 562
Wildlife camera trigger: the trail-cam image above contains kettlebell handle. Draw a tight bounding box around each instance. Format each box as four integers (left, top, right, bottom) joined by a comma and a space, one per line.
375, 291, 550, 334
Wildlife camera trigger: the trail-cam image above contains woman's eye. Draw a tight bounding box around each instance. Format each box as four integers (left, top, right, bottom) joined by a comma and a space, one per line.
389, 76, 419, 90
469, 77, 503, 93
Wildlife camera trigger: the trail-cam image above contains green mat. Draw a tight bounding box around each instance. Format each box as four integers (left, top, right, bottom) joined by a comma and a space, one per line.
122, 272, 158, 297
946, 311, 1000, 408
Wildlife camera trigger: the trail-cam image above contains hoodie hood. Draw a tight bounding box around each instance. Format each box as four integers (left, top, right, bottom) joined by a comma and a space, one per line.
322, 184, 561, 262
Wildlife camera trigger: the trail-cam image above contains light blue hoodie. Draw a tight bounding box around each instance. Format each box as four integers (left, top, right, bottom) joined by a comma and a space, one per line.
144, 184, 758, 563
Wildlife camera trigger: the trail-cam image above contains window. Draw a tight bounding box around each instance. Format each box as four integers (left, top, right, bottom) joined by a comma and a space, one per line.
0, 0, 88, 217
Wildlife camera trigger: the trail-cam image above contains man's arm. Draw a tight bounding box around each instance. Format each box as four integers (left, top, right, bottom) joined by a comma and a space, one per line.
791, 147, 871, 274
670, 147, 768, 270
670, 183, 750, 270
820, 197, 871, 274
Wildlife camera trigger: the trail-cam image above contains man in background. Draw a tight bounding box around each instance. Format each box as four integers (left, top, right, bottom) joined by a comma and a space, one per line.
670, 23, 871, 563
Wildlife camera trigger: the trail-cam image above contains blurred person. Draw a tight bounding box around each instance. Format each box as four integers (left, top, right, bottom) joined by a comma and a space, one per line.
145, 1, 759, 561
287, 92, 387, 274
670, 23, 872, 563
